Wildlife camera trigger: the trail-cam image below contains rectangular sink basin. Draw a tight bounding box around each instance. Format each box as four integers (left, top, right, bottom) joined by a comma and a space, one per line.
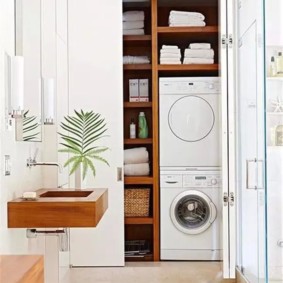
39, 190, 93, 198
8, 188, 108, 228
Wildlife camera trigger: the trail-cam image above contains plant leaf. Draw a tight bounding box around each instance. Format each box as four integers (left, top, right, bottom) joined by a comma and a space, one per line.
69, 157, 82, 175
85, 158, 96, 178
64, 155, 81, 168
89, 155, 110, 166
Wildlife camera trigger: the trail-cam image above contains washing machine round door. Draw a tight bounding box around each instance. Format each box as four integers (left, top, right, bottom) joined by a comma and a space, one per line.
168, 95, 215, 142
170, 190, 217, 235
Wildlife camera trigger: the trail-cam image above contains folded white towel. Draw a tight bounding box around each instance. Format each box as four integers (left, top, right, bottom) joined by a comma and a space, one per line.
124, 147, 149, 164
160, 53, 181, 59
183, 58, 214, 64
124, 163, 150, 176
189, 43, 211, 49
123, 55, 150, 64
123, 29, 145, 35
169, 10, 205, 21
123, 11, 145, 22
169, 21, 206, 27
160, 49, 181, 55
123, 21, 144, 30
160, 59, 182, 64
162, 45, 179, 50
184, 48, 214, 59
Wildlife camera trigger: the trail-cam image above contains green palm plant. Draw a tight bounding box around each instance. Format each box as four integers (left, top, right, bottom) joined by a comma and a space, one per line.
58, 110, 109, 180
23, 110, 40, 141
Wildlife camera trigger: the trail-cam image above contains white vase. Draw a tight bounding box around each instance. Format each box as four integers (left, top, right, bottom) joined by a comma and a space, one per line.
74, 163, 87, 189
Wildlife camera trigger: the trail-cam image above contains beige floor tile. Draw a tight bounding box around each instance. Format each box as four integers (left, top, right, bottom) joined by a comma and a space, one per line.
60, 262, 236, 283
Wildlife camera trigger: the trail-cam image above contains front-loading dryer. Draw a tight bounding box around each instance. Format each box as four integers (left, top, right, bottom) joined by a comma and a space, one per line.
159, 77, 221, 168
160, 169, 222, 260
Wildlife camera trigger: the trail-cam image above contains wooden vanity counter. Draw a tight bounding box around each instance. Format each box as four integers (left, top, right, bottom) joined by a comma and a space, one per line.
0, 255, 44, 283
8, 188, 108, 228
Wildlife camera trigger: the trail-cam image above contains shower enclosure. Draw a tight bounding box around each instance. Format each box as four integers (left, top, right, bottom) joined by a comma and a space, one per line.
237, 0, 283, 282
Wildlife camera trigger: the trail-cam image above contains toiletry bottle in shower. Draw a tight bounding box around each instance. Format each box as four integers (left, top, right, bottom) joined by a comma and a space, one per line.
276, 125, 283, 146
269, 56, 276, 76
130, 118, 136, 139
138, 112, 148, 139
276, 52, 283, 75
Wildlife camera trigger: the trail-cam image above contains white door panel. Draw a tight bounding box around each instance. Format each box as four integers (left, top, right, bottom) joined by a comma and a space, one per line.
67, 0, 124, 266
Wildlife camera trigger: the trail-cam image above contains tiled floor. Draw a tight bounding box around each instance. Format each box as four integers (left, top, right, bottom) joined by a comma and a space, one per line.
60, 262, 236, 283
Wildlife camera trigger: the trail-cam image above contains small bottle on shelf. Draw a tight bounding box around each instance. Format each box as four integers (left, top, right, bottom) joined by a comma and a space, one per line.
129, 118, 136, 139
269, 56, 276, 77
276, 52, 283, 75
138, 112, 148, 139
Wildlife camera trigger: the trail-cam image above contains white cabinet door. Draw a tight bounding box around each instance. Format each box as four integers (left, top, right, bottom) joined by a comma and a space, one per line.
67, 0, 124, 266
221, 0, 236, 278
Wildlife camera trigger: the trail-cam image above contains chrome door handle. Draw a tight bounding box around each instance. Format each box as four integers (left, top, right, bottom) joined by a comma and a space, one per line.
257, 159, 264, 190
246, 158, 257, 189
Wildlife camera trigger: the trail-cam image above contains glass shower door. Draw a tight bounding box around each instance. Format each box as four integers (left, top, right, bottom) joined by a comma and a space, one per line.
237, 0, 267, 281
264, 1, 283, 281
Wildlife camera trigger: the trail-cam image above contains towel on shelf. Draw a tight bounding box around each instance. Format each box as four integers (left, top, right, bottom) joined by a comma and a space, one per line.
123, 55, 150, 64
183, 58, 214, 64
124, 163, 150, 176
161, 45, 179, 50
184, 48, 214, 59
123, 21, 144, 30
123, 29, 145, 35
160, 58, 181, 64
160, 53, 181, 58
160, 48, 181, 55
189, 43, 211, 50
169, 10, 205, 21
168, 10, 206, 27
169, 21, 206, 27
123, 10, 145, 22
124, 147, 149, 164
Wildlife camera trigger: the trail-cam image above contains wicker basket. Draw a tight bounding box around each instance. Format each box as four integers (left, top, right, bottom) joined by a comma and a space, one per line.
124, 188, 150, 217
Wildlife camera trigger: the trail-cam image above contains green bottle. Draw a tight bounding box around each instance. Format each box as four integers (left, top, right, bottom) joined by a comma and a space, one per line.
138, 112, 148, 138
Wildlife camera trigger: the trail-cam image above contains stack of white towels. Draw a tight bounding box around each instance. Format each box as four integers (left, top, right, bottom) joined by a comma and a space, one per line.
169, 10, 206, 27
123, 55, 150, 64
160, 45, 181, 65
183, 43, 214, 64
124, 147, 150, 176
123, 11, 145, 35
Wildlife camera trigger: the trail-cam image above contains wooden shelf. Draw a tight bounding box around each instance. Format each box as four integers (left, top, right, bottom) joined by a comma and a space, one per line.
124, 138, 153, 144
123, 35, 152, 41
125, 254, 153, 262
158, 64, 219, 72
157, 25, 218, 34
124, 176, 153, 185
124, 102, 152, 108
123, 64, 152, 70
125, 217, 153, 225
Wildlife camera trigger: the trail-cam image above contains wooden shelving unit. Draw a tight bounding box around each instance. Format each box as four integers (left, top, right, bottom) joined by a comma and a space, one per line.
158, 64, 219, 72
123, 64, 152, 70
124, 138, 153, 145
124, 176, 153, 185
123, 0, 219, 262
157, 25, 218, 34
123, 35, 152, 41
125, 217, 154, 225
124, 102, 152, 108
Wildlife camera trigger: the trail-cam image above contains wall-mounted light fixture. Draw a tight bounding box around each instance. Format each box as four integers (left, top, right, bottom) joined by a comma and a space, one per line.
43, 78, 55, 125
9, 56, 24, 117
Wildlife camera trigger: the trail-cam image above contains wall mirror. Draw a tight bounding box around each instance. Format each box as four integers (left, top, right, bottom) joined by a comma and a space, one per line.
15, 0, 42, 142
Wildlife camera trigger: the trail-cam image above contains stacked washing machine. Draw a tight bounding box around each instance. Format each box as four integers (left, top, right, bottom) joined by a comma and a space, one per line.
159, 77, 222, 260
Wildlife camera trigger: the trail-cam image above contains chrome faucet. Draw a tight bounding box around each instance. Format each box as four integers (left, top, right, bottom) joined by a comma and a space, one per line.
27, 149, 62, 173
27, 159, 62, 173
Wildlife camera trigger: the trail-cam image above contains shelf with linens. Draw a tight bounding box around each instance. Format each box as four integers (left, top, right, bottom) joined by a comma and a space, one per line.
123, 0, 158, 262
156, 4, 219, 75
